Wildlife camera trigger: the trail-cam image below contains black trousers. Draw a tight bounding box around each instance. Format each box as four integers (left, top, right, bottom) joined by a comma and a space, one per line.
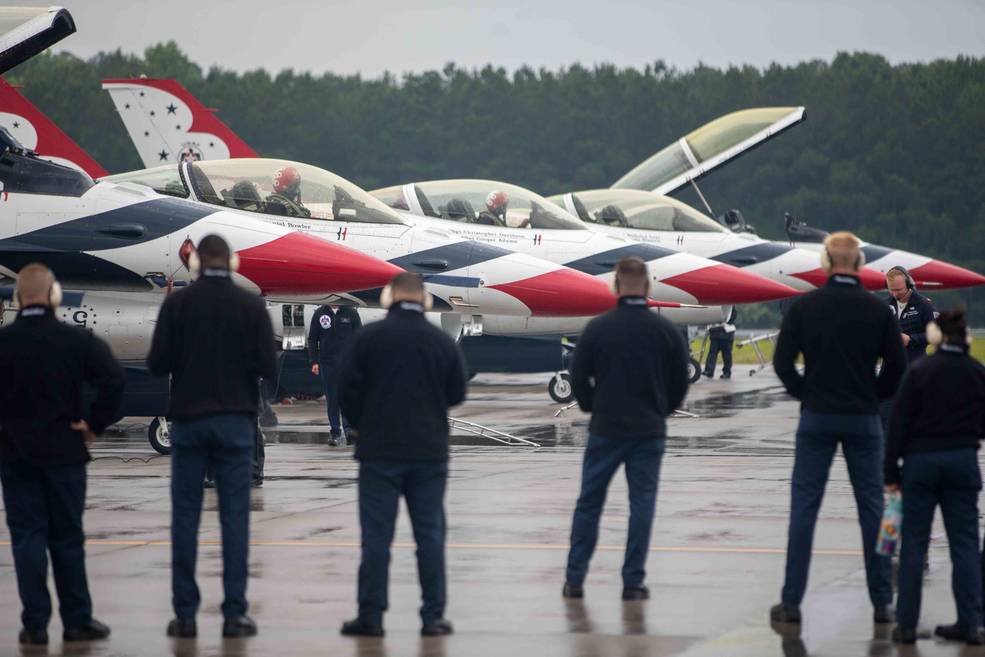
0, 461, 92, 632
703, 334, 734, 376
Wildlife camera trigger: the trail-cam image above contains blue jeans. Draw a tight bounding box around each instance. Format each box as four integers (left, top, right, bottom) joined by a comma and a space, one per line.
357, 460, 448, 626
896, 449, 982, 630
0, 461, 91, 632
565, 435, 666, 588
319, 360, 349, 435
781, 411, 892, 607
170, 413, 254, 620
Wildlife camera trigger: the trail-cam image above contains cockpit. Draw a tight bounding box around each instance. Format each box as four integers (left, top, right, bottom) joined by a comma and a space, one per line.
551, 190, 727, 233
371, 180, 587, 230
104, 158, 407, 225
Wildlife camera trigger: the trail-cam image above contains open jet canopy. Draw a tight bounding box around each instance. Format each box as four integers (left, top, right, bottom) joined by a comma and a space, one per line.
612, 107, 805, 195
373, 180, 585, 230
104, 158, 408, 225
553, 189, 728, 233
0, 6, 74, 75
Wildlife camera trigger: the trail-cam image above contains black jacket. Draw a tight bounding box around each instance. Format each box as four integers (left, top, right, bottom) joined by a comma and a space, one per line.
885, 291, 937, 363
885, 344, 985, 485
147, 271, 277, 421
0, 306, 124, 466
774, 274, 906, 415
338, 302, 467, 461
308, 305, 362, 364
570, 296, 690, 439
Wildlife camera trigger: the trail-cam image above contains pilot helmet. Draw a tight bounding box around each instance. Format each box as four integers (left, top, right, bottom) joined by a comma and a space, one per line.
273, 166, 302, 199
231, 180, 263, 210
486, 190, 509, 216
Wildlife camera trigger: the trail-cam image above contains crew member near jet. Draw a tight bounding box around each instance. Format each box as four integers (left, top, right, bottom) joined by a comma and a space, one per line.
308, 303, 362, 446
476, 190, 508, 226
265, 165, 311, 218
562, 256, 689, 601
0, 264, 124, 646
337, 273, 467, 638
770, 232, 906, 625
147, 235, 277, 640
885, 307, 985, 645
703, 307, 737, 380
886, 266, 938, 363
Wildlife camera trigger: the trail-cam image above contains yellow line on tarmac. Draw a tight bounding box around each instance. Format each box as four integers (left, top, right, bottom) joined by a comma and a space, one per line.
0, 539, 862, 556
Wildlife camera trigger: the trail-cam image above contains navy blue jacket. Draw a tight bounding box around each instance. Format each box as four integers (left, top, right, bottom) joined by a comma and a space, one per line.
308, 305, 362, 364
885, 291, 937, 363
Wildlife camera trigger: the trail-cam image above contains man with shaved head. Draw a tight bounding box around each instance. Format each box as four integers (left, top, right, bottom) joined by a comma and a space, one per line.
771, 231, 906, 626
0, 264, 123, 646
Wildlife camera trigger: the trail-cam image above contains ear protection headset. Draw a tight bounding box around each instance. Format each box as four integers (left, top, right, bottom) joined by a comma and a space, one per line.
886, 266, 915, 291
820, 247, 865, 272
187, 250, 240, 278
379, 284, 433, 311
926, 320, 974, 347
15, 278, 62, 308
609, 274, 651, 297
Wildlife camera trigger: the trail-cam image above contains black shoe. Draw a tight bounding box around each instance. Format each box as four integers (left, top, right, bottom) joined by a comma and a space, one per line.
19, 628, 48, 645
562, 582, 583, 599
702, 372, 713, 378
770, 603, 801, 624
892, 626, 917, 644
935, 623, 985, 644
872, 605, 893, 624
328, 432, 340, 447
340, 618, 384, 637
621, 586, 649, 601
720, 373, 731, 380
204, 477, 216, 489
251, 477, 263, 488
166, 618, 197, 638
64, 618, 111, 641
222, 615, 257, 638
421, 619, 454, 636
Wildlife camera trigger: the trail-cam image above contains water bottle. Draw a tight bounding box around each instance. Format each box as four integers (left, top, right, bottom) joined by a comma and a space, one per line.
877, 491, 903, 556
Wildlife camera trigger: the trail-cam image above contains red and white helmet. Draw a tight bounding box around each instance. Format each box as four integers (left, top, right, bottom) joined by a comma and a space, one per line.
273, 166, 302, 195
486, 190, 508, 213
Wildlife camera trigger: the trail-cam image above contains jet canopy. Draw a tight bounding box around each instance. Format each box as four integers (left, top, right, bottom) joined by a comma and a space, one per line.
372, 180, 586, 230
552, 189, 727, 233
105, 158, 407, 225
0, 6, 75, 75
613, 107, 805, 195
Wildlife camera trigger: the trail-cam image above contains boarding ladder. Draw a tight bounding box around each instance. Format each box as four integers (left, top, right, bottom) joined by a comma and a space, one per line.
734, 330, 780, 376
447, 417, 540, 448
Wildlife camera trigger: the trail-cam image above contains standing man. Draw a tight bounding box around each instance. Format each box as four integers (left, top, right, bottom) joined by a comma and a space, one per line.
885, 266, 937, 363
703, 307, 737, 380
337, 273, 467, 637
0, 264, 124, 646
770, 232, 906, 625
562, 256, 690, 601
308, 304, 362, 446
147, 235, 277, 639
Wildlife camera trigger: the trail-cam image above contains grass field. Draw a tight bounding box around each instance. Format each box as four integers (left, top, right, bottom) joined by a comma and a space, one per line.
693, 337, 985, 365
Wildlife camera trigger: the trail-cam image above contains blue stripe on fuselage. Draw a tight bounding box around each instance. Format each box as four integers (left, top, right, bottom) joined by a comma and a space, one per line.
563, 243, 676, 276
712, 242, 792, 267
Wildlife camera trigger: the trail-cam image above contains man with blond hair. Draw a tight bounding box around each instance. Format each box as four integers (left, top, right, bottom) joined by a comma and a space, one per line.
771, 232, 906, 625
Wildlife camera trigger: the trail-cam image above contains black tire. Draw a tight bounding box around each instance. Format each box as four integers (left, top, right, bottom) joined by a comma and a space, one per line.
687, 357, 702, 384
148, 417, 172, 455
548, 372, 574, 404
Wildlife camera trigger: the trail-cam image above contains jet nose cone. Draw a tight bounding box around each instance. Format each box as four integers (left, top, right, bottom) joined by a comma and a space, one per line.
908, 260, 985, 290
858, 266, 889, 291
661, 264, 799, 304
488, 268, 619, 317
236, 232, 403, 296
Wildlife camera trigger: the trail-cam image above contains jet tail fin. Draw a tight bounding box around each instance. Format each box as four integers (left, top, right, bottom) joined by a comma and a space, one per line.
0, 77, 107, 178
101, 77, 258, 168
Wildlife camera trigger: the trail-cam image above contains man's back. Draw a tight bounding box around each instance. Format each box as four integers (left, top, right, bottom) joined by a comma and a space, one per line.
0, 311, 123, 465
571, 298, 689, 439
774, 275, 905, 414
147, 275, 276, 420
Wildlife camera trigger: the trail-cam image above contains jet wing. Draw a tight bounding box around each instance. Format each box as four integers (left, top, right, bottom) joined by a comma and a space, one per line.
612, 107, 805, 195
0, 6, 75, 75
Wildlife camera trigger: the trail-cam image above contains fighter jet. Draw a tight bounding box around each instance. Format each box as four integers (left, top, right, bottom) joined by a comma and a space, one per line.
614, 106, 985, 290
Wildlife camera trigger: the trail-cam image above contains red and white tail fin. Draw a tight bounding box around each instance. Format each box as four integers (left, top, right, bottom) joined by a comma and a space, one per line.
0, 77, 108, 178
102, 77, 257, 169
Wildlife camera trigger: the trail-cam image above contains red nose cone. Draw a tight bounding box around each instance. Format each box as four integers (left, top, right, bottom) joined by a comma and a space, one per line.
236, 232, 403, 296
792, 266, 886, 291
908, 260, 985, 290
488, 268, 620, 317
661, 264, 799, 304
790, 267, 828, 289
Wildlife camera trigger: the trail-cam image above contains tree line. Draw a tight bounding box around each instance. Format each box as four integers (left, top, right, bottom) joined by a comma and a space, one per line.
8, 43, 985, 324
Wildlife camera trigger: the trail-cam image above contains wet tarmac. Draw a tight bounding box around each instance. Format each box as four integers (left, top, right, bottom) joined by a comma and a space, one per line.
1, 366, 983, 656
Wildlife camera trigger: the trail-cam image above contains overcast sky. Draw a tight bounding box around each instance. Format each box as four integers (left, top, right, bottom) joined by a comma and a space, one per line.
46, 0, 985, 77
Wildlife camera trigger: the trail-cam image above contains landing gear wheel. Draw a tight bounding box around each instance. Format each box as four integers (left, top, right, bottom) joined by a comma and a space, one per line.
548, 372, 574, 404
687, 357, 702, 384
148, 417, 172, 455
